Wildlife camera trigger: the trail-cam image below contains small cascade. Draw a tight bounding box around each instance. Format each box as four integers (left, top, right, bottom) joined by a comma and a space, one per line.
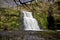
21, 11, 40, 31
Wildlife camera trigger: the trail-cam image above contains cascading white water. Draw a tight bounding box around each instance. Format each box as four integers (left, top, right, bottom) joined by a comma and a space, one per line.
22, 11, 40, 31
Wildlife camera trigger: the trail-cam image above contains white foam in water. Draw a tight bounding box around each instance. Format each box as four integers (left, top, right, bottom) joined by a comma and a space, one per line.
22, 11, 41, 31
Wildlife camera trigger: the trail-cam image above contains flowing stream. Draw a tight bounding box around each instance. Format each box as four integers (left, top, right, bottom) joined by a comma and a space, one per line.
23, 32, 45, 40
21, 11, 40, 31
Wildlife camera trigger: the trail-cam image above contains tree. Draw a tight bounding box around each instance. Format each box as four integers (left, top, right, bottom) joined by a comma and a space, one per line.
13, 0, 34, 9
47, 6, 55, 30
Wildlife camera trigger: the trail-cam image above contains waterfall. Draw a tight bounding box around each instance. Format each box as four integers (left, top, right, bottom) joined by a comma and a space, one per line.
21, 11, 40, 31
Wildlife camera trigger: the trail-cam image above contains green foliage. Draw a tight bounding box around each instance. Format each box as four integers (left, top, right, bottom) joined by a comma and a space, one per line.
0, 8, 20, 31
33, 11, 48, 29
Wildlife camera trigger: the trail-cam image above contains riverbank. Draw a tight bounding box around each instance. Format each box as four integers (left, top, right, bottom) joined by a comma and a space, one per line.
0, 31, 60, 40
